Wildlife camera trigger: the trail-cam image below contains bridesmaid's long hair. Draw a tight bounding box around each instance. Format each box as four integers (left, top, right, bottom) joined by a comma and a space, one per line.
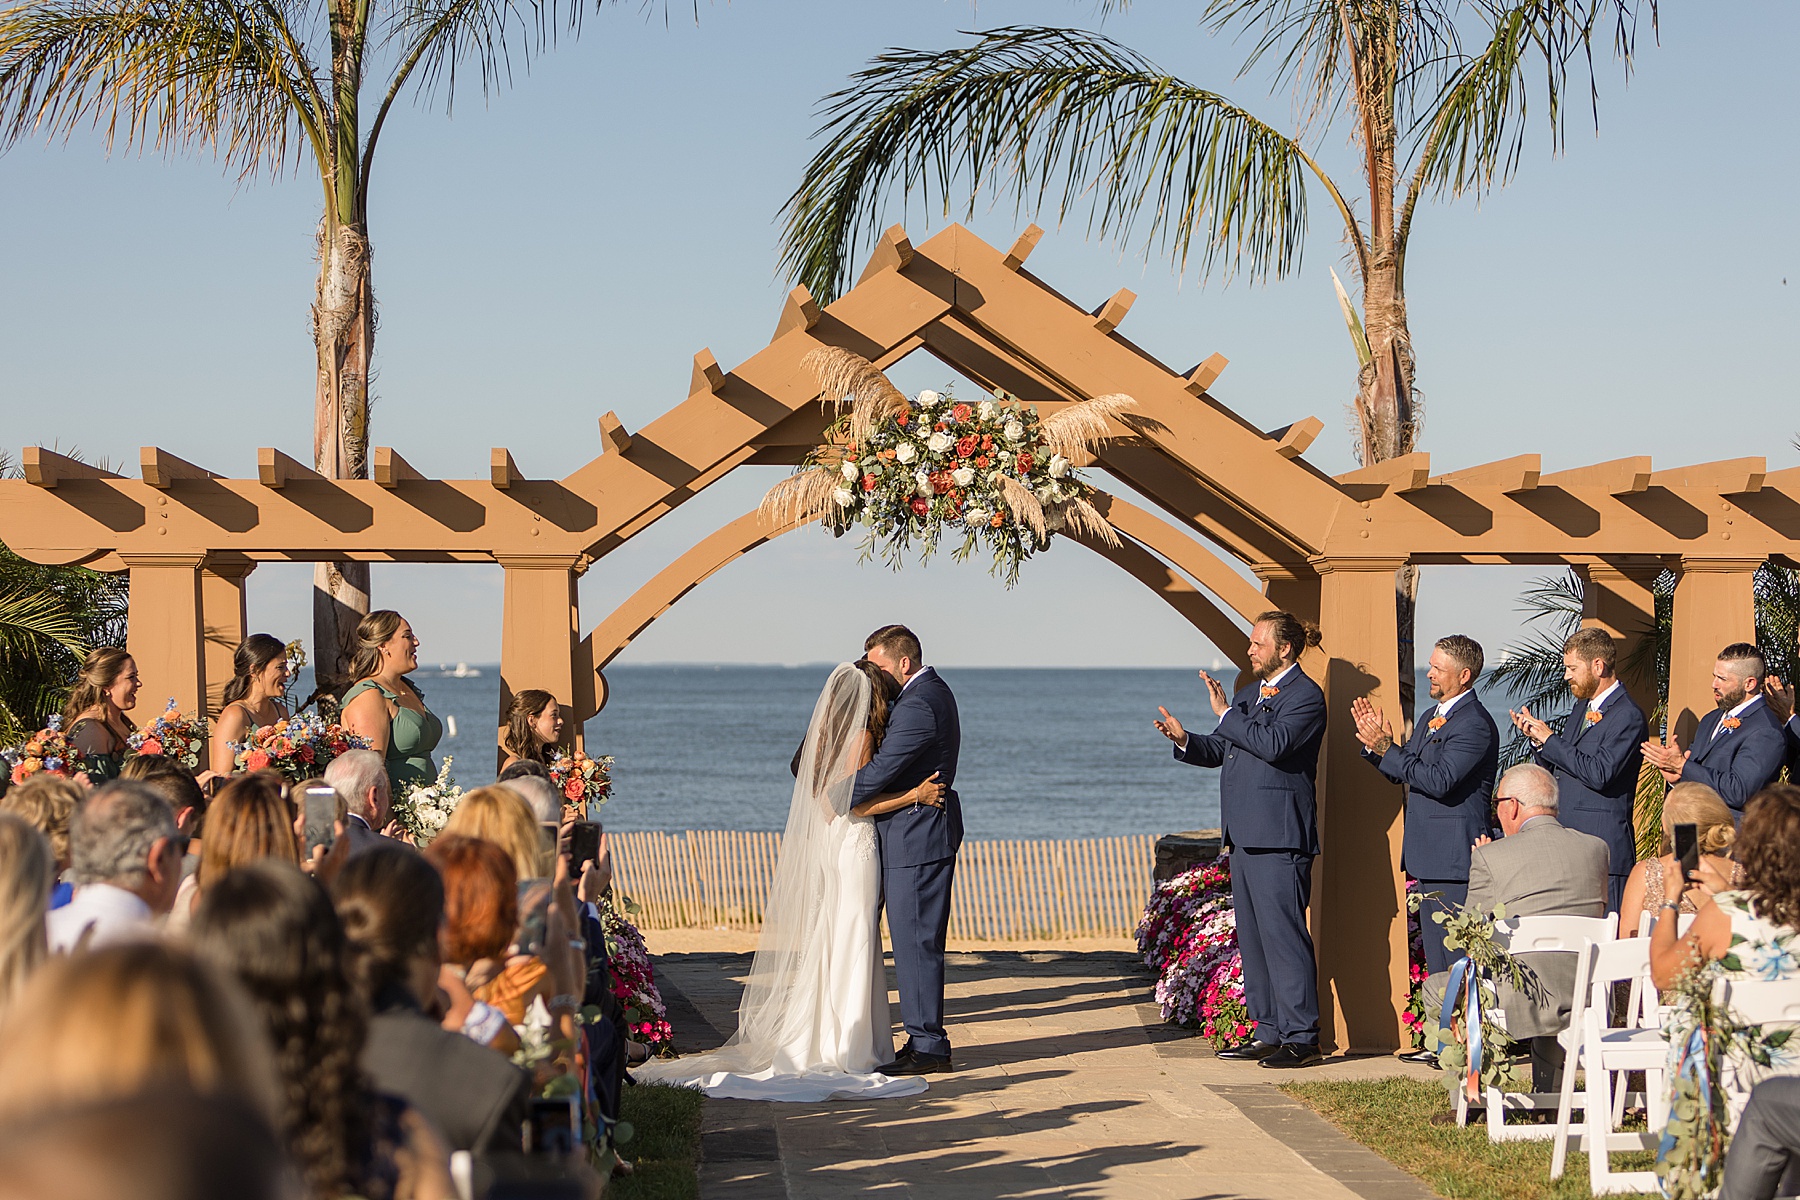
345, 611, 405, 685
853, 659, 901, 751
60, 647, 136, 733
220, 634, 287, 707
501, 690, 559, 764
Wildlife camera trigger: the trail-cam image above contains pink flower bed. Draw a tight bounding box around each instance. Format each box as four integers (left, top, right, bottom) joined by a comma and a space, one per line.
1134, 855, 1251, 1049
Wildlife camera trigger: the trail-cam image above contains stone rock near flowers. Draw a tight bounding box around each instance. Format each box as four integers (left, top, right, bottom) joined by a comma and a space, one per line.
1154, 829, 1223, 882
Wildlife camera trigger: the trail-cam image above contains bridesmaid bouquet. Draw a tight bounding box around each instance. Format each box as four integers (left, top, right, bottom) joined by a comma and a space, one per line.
391, 757, 464, 846
234, 713, 370, 781
4, 716, 78, 784
127, 700, 206, 771
547, 750, 614, 818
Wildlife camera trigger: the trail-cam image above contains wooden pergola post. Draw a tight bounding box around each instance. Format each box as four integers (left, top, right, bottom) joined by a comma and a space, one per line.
1667, 557, 1763, 742
1576, 558, 1664, 720
498, 555, 586, 768
200, 556, 256, 721
1312, 556, 1408, 1054
120, 553, 207, 722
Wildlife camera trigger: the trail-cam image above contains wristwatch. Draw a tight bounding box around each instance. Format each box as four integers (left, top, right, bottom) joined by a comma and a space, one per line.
1661, 900, 1682, 912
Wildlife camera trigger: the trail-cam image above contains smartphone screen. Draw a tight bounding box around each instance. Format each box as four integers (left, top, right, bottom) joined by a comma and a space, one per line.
515, 880, 550, 957
1673, 822, 1699, 883
525, 1096, 579, 1156
302, 783, 338, 854
569, 821, 601, 868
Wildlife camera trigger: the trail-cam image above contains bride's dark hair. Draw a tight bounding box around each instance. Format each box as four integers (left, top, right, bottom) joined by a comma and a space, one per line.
853, 659, 901, 750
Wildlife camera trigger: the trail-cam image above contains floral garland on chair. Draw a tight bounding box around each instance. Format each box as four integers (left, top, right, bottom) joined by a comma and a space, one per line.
761, 349, 1135, 585
1425, 897, 1534, 1099
1135, 856, 1252, 1049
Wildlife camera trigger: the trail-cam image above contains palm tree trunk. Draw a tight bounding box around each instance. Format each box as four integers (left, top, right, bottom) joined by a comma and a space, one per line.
310, 218, 373, 702
1360, 239, 1420, 731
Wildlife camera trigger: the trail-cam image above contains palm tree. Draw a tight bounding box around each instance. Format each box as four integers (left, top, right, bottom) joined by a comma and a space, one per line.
780, 2, 1657, 723
0, 0, 641, 696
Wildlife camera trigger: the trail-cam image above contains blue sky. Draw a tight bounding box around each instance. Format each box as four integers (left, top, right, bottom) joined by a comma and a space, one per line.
3, 2, 1796, 669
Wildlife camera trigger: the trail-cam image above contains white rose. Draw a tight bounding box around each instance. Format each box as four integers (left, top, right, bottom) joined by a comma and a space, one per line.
926, 431, 953, 454
1036, 484, 1057, 503
1004, 420, 1025, 443
895, 442, 917, 464
841, 460, 860, 480
952, 466, 975, 487
833, 486, 855, 508
916, 389, 941, 409
1049, 454, 1070, 478
965, 506, 989, 525
977, 400, 997, 421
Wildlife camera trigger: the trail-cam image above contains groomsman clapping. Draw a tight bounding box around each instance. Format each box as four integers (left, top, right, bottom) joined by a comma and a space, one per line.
1640, 643, 1786, 822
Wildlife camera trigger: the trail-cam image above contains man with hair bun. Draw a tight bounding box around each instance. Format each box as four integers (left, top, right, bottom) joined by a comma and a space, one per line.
1641, 643, 1786, 822
1155, 611, 1327, 1068
1510, 627, 1648, 912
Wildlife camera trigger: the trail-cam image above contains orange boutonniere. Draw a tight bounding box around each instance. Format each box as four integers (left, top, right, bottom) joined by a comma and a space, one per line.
1259, 684, 1280, 700
1585, 710, 1604, 725
1720, 715, 1742, 731
1428, 715, 1447, 732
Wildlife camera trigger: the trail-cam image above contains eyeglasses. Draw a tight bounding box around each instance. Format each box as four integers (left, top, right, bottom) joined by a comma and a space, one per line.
1494, 794, 1520, 806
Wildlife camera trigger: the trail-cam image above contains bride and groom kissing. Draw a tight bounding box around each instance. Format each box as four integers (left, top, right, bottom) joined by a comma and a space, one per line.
637, 624, 963, 1101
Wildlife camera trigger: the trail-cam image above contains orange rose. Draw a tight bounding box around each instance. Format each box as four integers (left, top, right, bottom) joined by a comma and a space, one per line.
246, 750, 272, 771
139, 738, 164, 756
563, 779, 584, 801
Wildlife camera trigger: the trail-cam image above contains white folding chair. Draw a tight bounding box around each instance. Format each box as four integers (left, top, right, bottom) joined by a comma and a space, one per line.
1454, 913, 1618, 1141
1714, 977, 1800, 1124
1549, 937, 1668, 1192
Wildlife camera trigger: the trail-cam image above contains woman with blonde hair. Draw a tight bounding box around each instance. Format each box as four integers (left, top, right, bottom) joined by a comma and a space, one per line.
0, 941, 281, 1126
0, 772, 80, 909
62, 647, 140, 782
1620, 780, 1742, 936
340, 611, 441, 791
0, 813, 53, 1019
442, 786, 548, 882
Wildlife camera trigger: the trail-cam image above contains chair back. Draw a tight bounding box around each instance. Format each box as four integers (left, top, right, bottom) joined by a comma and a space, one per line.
1716, 978, 1800, 1025
1584, 936, 1654, 1027
1494, 913, 1618, 955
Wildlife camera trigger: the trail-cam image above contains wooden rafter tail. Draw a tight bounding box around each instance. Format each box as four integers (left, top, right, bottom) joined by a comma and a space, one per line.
1334, 452, 1431, 495
372, 447, 423, 488
139, 447, 216, 489
257, 448, 312, 489
1650, 457, 1768, 495
770, 285, 821, 341
1267, 418, 1324, 460
491, 449, 520, 490
1538, 456, 1652, 495
1183, 354, 1229, 396
690, 349, 726, 396
22, 447, 121, 488
599, 412, 633, 456
1432, 453, 1543, 494
1002, 224, 1044, 271
1092, 288, 1136, 335
856, 225, 915, 286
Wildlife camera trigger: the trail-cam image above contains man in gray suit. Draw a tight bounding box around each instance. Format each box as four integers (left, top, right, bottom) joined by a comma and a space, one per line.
324, 749, 393, 857
1426, 762, 1609, 1090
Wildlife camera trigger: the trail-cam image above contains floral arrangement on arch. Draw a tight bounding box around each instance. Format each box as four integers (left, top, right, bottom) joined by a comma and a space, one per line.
1135, 855, 1251, 1050
234, 713, 371, 781
599, 893, 673, 1050
4, 716, 79, 785
548, 751, 614, 820
127, 700, 206, 771
760, 349, 1135, 585
391, 757, 464, 846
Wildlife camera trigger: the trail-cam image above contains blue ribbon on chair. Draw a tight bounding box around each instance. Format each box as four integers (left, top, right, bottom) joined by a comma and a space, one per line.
1657, 1024, 1717, 1197
1440, 956, 1483, 1101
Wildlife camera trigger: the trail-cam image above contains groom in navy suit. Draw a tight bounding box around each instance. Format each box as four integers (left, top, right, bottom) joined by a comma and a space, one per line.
853, 624, 962, 1075
1511, 628, 1648, 912
1641, 643, 1786, 822
1156, 611, 1328, 1069
1351, 634, 1498, 985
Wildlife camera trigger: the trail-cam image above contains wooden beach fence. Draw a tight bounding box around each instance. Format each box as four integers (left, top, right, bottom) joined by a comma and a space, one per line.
610, 831, 1157, 941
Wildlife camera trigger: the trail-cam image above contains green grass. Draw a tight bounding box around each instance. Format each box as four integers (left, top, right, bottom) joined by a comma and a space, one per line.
1281, 1077, 1656, 1200
608, 1083, 705, 1200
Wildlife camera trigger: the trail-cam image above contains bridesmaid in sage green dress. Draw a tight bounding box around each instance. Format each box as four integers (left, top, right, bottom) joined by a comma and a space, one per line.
339, 611, 442, 791
64, 647, 141, 783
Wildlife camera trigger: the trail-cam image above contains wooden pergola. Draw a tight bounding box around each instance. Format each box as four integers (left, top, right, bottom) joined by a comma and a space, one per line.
4, 224, 1793, 1053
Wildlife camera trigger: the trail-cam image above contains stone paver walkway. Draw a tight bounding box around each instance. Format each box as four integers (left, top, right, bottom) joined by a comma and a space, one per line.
646, 949, 1443, 1200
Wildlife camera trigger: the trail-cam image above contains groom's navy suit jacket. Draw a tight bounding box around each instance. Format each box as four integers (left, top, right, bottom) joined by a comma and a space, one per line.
1176, 669, 1327, 853
1533, 685, 1648, 884
1363, 691, 1498, 883
853, 666, 962, 868
1679, 696, 1786, 820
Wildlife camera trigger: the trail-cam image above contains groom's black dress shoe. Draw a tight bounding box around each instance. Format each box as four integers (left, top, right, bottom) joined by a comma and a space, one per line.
1259, 1043, 1325, 1069
882, 1051, 952, 1076
1398, 1048, 1440, 1067
1215, 1039, 1281, 1062
876, 1045, 915, 1074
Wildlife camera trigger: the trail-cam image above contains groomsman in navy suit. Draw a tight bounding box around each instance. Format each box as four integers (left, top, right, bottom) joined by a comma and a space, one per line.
1156, 612, 1327, 1069
1350, 635, 1498, 989
1641, 643, 1786, 822
1510, 628, 1648, 913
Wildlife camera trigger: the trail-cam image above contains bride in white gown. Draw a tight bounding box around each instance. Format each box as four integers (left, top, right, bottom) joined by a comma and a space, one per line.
635, 660, 945, 1101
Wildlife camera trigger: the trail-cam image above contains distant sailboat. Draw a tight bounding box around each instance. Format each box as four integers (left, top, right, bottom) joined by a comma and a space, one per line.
436, 662, 483, 678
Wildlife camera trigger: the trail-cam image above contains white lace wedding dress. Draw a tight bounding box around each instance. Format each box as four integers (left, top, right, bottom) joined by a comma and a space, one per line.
634, 664, 927, 1102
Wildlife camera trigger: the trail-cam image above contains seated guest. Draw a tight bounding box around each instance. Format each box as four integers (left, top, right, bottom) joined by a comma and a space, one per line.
1720, 1077, 1800, 1200
1424, 763, 1609, 1092
1511, 628, 1648, 912
1643, 643, 1787, 821
189, 772, 301, 919
0, 772, 79, 909
444, 786, 550, 883
499, 690, 565, 772
0, 1091, 301, 1200
424, 835, 522, 1054
0, 813, 53, 1019
496, 758, 549, 783
0, 942, 280, 1126
332, 844, 531, 1180
325, 749, 395, 855
1619, 781, 1740, 937
209, 634, 292, 777
192, 861, 453, 1200
498, 772, 561, 826
47, 782, 184, 952
121, 758, 208, 929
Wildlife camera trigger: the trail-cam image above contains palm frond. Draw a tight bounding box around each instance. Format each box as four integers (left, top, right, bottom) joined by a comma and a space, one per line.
997, 475, 1047, 541
803, 348, 908, 449
1490, 568, 1584, 768
757, 468, 842, 530
780, 25, 1314, 302
1037, 393, 1135, 462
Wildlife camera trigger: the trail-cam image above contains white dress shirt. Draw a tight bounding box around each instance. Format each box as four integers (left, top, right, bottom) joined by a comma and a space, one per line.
1712, 693, 1764, 739
47, 882, 155, 953
1587, 680, 1621, 714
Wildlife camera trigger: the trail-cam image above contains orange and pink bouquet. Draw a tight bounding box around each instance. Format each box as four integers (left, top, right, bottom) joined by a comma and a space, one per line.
547, 750, 614, 818
233, 712, 370, 782
128, 699, 206, 771
5, 716, 80, 785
